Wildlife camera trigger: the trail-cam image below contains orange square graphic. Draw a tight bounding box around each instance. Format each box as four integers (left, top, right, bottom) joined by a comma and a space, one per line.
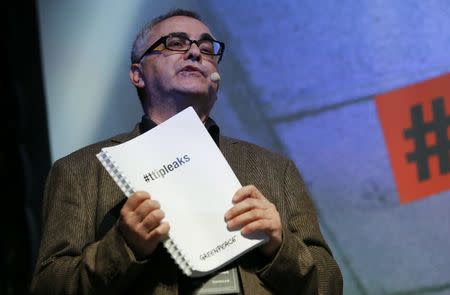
375, 73, 450, 204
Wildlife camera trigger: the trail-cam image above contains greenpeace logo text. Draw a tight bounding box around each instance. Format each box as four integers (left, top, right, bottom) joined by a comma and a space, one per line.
199, 235, 237, 261
143, 155, 190, 182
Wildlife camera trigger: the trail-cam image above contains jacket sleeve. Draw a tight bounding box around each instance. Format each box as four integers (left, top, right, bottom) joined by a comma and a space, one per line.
30, 159, 149, 295
258, 159, 343, 294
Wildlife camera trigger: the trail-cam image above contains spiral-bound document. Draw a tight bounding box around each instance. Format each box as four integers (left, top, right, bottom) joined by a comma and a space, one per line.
96, 107, 267, 277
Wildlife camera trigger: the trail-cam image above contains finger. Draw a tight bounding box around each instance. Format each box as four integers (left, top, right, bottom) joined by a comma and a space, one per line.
241, 219, 274, 236
122, 191, 151, 213
120, 194, 151, 226
145, 222, 170, 241
139, 209, 165, 233
225, 197, 269, 220
134, 199, 161, 221
225, 198, 257, 220
232, 185, 265, 203
119, 210, 140, 231
226, 208, 266, 230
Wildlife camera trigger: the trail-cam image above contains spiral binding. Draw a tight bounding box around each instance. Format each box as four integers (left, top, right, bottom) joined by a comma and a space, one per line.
163, 236, 195, 277
97, 149, 196, 276
97, 151, 134, 197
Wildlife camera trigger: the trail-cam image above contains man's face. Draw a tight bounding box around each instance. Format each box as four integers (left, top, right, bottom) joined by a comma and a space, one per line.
139, 16, 219, 101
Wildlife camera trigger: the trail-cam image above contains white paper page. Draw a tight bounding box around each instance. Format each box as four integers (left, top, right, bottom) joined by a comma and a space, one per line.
98, 107, 266, 275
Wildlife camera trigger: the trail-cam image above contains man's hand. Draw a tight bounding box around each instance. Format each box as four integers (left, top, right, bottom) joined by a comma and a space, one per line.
224, 185, 282, 258
118, 191, 170, 259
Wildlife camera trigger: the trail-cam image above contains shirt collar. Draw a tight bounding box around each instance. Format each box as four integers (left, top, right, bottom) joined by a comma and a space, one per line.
139, 114, 221, 147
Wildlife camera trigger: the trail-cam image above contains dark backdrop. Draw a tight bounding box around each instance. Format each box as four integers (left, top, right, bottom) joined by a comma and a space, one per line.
0, 1, 51, 294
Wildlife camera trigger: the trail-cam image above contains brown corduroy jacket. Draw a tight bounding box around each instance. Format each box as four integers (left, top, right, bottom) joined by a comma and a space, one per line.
31, 125, 343, 294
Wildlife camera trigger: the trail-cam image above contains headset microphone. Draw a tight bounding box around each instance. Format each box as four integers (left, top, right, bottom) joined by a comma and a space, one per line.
210, 72, 221, 82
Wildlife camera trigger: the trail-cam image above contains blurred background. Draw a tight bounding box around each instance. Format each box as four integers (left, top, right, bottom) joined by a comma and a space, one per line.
2, 0, 449, 294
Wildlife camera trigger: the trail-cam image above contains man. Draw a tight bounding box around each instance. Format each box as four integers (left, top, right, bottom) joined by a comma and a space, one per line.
31, 9, 343, 295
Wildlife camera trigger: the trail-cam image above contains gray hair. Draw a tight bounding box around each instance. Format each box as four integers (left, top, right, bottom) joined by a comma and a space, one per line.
130, 9, 202, 64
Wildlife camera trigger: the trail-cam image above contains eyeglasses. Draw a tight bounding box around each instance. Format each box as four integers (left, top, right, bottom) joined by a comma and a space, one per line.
138, 33, 225, 63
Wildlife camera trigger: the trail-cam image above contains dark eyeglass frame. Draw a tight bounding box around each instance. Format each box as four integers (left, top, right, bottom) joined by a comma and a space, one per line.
138, 34, 225, 63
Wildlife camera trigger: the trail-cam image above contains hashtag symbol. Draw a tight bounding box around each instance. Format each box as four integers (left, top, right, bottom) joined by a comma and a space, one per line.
403, 97, 450, 181
143, 174, 150, 182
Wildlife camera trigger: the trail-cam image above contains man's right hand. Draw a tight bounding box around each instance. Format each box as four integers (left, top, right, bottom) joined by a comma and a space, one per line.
118, 191, 170, 259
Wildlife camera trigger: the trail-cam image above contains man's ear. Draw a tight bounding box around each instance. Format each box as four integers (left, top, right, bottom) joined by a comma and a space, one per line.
129, 64, 145, 88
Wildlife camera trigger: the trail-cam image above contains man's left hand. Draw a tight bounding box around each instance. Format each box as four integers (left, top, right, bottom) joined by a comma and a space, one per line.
224, 185, 282, 258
